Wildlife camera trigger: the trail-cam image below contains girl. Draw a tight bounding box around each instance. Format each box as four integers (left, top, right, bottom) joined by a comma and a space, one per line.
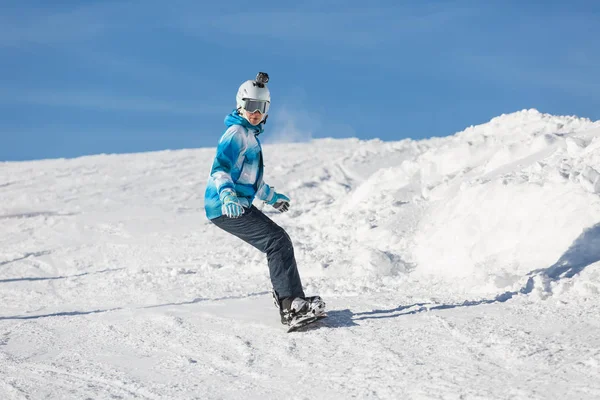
204, 73, 325, 327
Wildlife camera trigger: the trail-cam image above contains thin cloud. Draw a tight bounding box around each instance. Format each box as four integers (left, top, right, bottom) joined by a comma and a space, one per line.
75, 50, 208, 88
174, 4, 476, 48
5, 90, 219, 115
461, 52, 600, 97
0, 5, 108, 47
0, 1, 166, 48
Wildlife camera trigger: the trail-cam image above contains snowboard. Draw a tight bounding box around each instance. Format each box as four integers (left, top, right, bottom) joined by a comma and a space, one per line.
287, 313, 327, 333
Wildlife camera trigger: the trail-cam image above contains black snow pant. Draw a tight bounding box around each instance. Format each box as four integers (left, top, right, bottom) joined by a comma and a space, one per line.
210, 205, 305, 300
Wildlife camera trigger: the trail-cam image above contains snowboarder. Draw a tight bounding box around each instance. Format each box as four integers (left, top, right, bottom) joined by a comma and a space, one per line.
204, 72, 325, 329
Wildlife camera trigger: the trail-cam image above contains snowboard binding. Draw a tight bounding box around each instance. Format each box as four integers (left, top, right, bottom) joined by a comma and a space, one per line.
272, 292, 327, 332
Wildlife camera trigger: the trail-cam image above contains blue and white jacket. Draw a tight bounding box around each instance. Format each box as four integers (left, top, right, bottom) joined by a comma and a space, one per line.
204, 110, 275, 219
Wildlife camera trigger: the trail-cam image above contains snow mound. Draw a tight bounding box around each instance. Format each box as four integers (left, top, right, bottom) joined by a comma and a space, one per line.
289, 109, 600, 298
407, 111, 600, 295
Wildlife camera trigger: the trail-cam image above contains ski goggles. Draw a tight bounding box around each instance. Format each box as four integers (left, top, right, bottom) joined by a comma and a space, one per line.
242, 99, 270, 114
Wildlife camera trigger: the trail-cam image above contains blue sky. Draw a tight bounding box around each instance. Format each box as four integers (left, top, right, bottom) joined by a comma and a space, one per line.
1, 0, 599, 161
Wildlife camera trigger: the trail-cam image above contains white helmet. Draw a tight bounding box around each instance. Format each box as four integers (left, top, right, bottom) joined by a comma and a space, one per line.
236, 72, 271, 116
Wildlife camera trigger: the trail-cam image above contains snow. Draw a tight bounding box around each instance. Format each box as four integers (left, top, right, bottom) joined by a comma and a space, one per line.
1, 109, 600, 399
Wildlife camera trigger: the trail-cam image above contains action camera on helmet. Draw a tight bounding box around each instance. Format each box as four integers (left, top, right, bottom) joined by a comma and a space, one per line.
256, 72, 269, 87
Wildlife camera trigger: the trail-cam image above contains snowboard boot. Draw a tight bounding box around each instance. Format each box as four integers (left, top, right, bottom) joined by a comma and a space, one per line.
273, 292, 326, 326
304, 295, 326, 316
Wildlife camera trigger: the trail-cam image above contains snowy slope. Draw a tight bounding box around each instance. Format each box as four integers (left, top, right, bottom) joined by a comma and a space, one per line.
1, 109, 600, 399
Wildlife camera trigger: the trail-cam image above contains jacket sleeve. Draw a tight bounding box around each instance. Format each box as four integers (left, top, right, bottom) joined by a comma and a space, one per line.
255, 180, 274, 203
210, 127, 246, 197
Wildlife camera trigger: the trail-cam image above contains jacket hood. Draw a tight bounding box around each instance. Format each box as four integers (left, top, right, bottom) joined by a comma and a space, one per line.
224, 110, 264, 135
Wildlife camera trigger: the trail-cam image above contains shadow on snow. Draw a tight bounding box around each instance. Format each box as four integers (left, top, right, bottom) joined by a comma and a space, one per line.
0, 268, 124, 284
0, 250, 52, 267
0, 290, 271, 321
349, 222, 600, 323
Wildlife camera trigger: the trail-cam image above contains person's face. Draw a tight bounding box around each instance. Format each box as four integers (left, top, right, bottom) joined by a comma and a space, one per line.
244, 109, 263, 126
